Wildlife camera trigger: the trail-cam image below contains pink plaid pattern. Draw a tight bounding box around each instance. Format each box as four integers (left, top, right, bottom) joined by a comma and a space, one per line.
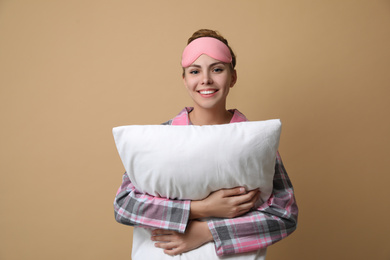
114, 174, 190, 233
208, 152, 298, 255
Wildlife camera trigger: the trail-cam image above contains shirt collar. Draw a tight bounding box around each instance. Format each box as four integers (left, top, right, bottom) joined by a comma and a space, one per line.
171, 107, 248, 125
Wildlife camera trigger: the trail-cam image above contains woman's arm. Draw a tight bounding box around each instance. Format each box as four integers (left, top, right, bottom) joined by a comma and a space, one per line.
207, 152, 298, 256
190, 187, 260, 219
152, 186, 261, 256
113, 173, 257, 234
113, 172, 191, 233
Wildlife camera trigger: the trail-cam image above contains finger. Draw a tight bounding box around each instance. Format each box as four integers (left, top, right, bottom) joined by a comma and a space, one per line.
164, 246, 184, 256
164, 249, 176, 256
247, 189, 260, 197
248, 190, 261, 201
236, 208, 250, 216
232, 190, 259, 205
154, 241, 177, 250
237, 192, 261, 210
151, 234, 173, 242
221, 187, 247, 197
236, 197, 259, 215
246, 190, 261, 204
152, 229, 174, 236
237, 199, 257, 212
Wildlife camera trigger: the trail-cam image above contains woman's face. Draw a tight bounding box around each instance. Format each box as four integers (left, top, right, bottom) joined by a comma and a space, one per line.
183, 54, 237, 111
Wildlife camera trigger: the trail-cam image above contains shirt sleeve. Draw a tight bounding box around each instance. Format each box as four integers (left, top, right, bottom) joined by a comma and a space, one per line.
113, 172, 191, 233
207, 152, 298, 256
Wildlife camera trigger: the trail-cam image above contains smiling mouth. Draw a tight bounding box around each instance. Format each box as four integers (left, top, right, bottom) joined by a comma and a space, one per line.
198, 89, 218, 95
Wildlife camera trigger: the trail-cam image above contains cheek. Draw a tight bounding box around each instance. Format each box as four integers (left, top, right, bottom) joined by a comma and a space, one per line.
183, 77, 189, 89
184, 78, 197, 90
220, 78, 231, 89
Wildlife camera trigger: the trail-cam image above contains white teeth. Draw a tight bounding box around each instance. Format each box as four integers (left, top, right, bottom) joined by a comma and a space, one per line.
199, 90, 216, 94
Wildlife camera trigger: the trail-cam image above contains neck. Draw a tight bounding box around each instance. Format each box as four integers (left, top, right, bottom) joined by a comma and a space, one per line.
189, 106, 233, 125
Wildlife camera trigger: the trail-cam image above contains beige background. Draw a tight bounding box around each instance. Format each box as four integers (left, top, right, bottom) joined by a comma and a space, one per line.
1, 1, 389, 259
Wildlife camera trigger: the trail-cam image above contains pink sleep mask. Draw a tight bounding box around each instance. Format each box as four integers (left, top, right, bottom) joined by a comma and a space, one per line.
181, 37, 232, 68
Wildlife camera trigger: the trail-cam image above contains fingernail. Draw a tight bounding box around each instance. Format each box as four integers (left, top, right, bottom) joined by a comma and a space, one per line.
240, 187, 245, 193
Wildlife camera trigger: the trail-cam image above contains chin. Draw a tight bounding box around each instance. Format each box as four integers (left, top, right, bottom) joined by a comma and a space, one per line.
195, 102, 224, 110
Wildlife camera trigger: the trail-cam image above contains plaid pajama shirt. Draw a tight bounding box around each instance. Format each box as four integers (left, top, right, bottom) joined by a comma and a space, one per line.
114, 107, 298, 256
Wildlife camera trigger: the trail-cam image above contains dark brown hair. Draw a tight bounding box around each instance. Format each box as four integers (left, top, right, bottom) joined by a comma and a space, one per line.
186, 29, 236, 69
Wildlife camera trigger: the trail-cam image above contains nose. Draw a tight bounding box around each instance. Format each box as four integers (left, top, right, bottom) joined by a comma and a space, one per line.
201, 72, 213, 85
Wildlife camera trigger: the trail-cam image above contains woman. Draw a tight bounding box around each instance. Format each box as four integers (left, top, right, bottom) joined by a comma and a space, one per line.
114, 29, 298, 259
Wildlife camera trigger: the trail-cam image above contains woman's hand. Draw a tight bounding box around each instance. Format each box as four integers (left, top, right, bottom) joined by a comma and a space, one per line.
151, 220, 213, 256
191, 187, 260, 219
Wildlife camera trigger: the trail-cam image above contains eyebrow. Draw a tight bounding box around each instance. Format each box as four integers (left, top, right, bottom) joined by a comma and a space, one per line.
187, 62, 226, 68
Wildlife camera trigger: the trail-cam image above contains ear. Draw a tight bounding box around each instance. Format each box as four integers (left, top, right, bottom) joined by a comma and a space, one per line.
230, 69, 237, 88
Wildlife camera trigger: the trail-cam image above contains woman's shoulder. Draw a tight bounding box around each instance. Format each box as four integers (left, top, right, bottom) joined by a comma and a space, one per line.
229, 109, 249, 123
161, 120, 173, 125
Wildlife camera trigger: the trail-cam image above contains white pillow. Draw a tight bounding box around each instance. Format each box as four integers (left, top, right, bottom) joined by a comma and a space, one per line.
112, 120, 281, 202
